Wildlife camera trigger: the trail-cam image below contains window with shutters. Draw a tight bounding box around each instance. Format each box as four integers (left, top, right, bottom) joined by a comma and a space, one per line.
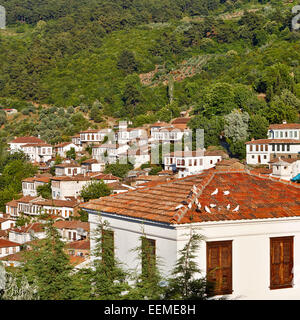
102, 229, 114, 266
206, 241, 232, 295
270, 237, 293, 290
141, 237, 156, 278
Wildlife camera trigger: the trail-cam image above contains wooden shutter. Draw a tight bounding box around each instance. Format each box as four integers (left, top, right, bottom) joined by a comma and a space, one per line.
207, 241, 232, 295
141, 237, 156, 277
270, 237, 293, 289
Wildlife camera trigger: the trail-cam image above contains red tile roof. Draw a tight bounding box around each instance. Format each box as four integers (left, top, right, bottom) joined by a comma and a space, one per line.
53, 220, 89, 232
171, 117, 191, 125
81, 170, 300, 225
0, 239, 20, 248
22, 143, 52, 147
55, 163, 81, 168
269, 123, 300, 130
9, 136, 45, 144
67, 240, 90, 250
0, 251, 24, 262
11, 223, 45, 234
245, 139, 300, 144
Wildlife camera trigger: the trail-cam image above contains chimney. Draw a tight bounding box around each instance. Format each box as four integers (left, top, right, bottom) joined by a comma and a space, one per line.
282, 120, 287, 124
251, 137, 255, 141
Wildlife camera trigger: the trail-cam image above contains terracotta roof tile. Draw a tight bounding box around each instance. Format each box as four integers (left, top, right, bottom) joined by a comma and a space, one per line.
81, 170, 300, 225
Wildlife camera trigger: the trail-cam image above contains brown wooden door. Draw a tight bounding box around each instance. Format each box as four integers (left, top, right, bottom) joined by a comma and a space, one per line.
207, 241, 232, 295
270, 237, 293, 289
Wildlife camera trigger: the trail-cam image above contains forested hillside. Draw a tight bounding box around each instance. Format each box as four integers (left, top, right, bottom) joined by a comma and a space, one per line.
0, 0, 299, 155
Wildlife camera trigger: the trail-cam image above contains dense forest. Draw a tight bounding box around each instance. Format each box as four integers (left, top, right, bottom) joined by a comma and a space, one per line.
0, 0, 299, 156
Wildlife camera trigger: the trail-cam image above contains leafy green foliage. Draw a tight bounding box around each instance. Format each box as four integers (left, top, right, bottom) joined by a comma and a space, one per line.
37, 183, 52, 199
23, 219, 75, 300
164, 233, 207, 300
104, 162, 133, 179
80, 180, 111, 202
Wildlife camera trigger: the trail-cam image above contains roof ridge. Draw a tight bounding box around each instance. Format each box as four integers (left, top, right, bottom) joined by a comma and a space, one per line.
172, 171, 215, 223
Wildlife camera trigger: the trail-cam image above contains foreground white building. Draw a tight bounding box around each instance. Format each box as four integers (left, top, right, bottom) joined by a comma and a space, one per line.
246, 122, 300, 165
82, 169, 300, 300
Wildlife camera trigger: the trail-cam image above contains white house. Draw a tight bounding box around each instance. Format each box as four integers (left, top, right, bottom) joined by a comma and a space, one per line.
0, 217, 16, 230
119, 147, 150, 169
269, 157, 300, 181
8, 136, 45, 153
117, 124, 147, 145
80, 159, 105, 174
6, 195, 79, 219
51, 173, 118, 200
20, 143, 53, 163
22, 176, 51, 197
164, 149, 222, 177
55, 162, 82, 176
83, 169, 300, 300
54, 142, 81, 158
92, 143, 129, 162
53, 221, 89, 242
0, 239, 20, 258
9, 223, 46, 244
150, 121, 191, 144
80, 128, 113, 146
246, 122, 300, 165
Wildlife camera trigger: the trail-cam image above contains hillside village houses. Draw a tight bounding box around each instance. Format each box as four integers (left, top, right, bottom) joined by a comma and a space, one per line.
246, 121, 300, 166
54, 142, 82, 158
164, 149, 224, 178
54, 162, 82, 176
6, 196, 79, 220
82, 169, 300, 300
51, 173, 119, 200
9, 223, 47, 244
0, 239, 20, 258
22, 176, 51, 197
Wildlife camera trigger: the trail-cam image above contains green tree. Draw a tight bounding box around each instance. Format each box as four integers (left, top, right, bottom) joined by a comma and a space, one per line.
80, 181, 111, 202
91, 219, 130, 299
248, 114, 269, 140
165, 233, 208, 300
66, 147, 76, 160
37, 183, 52, 199
117, 50, 138, 74
23, 219, 75, 300
104, 162, 133, 179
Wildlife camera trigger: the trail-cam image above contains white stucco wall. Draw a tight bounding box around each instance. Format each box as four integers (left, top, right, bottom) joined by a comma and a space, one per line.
88, 210, 300, 300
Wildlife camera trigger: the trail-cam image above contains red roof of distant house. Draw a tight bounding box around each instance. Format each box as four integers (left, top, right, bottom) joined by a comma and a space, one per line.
0, 239, 20, 248
22, 143, 52, 147
0, 251, 23, 262
245, 139, 300, 144
9, 136, 45, 144
269, 123, 300, 130
6, 199, 18, 207
11, 223, 45, 234
53, 220, 89, 232
55, 142, 73, 148
92, 173, 120, 181
81, 170, 300, 224
67, 240, 90, 250
171, 117, 191, 125
22, 176, 51, 183
55, 162, 81, 168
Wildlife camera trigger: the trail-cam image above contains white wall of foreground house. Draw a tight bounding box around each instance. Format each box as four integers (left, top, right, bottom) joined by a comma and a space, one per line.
88, 211, 178, 277
88, 210, 300, 300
